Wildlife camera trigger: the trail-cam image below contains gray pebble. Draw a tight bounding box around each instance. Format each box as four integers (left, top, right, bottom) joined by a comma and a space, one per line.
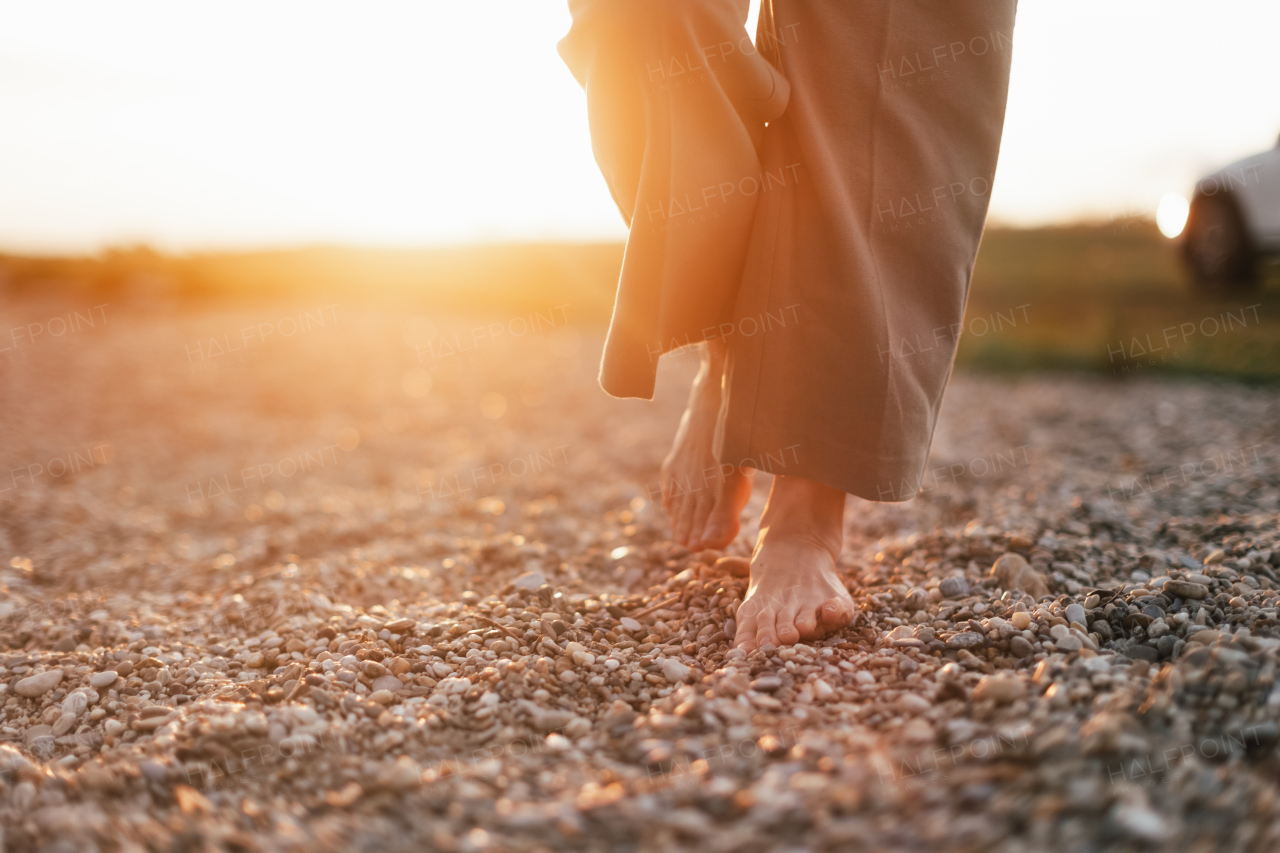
140, 762, 169, 783
1125, 644, 1160, 663
1065, 603, 1087, 625
940, 577, 969, 599
905, 588, 931, 610
947, 631, 983, 649
1164, 580, 1209, 600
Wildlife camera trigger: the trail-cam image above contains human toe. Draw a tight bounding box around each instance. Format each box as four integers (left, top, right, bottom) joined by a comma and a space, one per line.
818, 597, 854, 630
774, 606, 801, 646
794, 606, 819, 639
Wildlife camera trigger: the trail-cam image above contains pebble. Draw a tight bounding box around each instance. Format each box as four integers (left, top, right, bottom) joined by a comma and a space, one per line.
714, 556, 750, 577
946, 632, 984, 649
660, 659, 690, 684
1164, 579, 1210, 600
1056, 635, 1083, 652
377, 757, 422, 791
990, 553, 1050, 599
61, 692, 89, 717
14, 670, 63, 698
904, 588, 931, 610
89, 671, 118, 689
371, 675, 404, 692
2, 336, 1278, 852
51, 713, 77, 737
531, 708, 573, 732
360, 660, 389, 678
751, 675, 783, 692
898, 692, 931, 714
973, 675, 1026, 704
1125, 645, 1160, 662
514, 572, 547, 591
1112, 803, 1172, 842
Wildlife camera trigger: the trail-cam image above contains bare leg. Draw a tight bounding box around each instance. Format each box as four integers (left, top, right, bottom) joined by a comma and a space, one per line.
732, 473, 856, 650
659, 340, 754, 551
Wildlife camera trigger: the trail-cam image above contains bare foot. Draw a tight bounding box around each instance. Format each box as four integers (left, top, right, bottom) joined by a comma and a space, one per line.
660, 341, 754, 551
733, 474, 856, 650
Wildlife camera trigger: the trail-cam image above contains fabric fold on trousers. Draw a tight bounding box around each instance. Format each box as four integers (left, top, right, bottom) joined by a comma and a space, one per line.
562, 0, 1016, 502
558, 0, 790, 399
717, 0, 1015, 502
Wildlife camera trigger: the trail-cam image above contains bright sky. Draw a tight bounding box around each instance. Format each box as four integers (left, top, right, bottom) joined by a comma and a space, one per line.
0, 0, 1277, 253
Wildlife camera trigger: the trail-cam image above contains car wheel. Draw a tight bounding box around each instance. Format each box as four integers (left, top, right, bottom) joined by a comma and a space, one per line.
1182, 192, 1259, 292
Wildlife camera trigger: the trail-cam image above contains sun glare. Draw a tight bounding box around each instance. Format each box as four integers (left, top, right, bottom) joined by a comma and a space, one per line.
1156, 192, 1190, 239
0, 0, 1277, 251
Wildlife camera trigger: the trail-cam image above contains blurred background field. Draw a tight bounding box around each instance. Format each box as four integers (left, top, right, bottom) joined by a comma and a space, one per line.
3, 221, 1278, 380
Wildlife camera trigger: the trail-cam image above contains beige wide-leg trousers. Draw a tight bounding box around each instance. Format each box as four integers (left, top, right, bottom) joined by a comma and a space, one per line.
560, 0, 1016, 502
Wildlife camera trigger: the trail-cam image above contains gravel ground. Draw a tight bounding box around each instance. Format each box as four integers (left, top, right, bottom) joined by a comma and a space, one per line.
1, 299, 1279, 852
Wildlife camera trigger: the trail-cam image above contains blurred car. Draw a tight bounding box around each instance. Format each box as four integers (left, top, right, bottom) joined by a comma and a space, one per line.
1178, 135, 1280, 291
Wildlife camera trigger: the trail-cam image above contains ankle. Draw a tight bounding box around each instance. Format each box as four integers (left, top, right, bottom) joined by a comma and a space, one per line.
757, 475, 845, 555
754, 528, 844, 565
